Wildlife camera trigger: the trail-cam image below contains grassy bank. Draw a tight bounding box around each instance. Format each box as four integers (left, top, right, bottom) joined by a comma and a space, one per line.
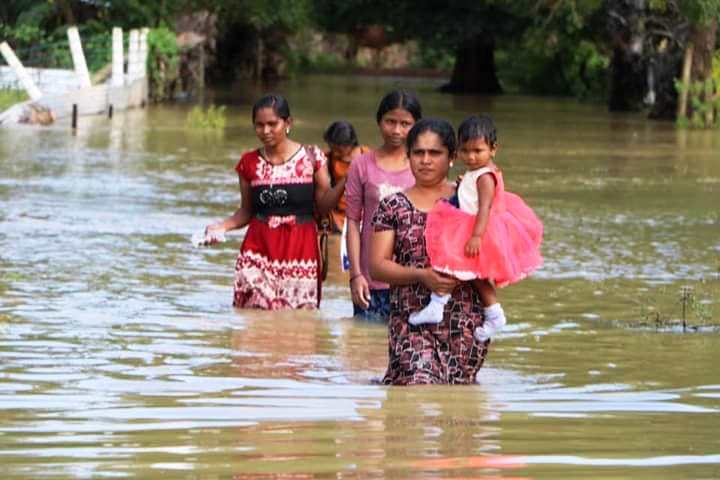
0, 89, 27, 111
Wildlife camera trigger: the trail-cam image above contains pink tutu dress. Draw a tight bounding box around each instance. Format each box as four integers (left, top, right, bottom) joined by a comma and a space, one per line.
425, 166, 543, 287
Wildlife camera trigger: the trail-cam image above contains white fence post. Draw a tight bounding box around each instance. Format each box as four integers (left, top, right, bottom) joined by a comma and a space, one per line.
67, 26, 92, 88
111, 27, 124, 87
127, 29, 140, 82
0, 42, 43, 100
139, 28, 149, 79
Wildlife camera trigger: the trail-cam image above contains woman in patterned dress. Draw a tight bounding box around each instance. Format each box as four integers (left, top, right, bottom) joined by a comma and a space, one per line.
205, 94, 343, 309
370, 118, 489, 384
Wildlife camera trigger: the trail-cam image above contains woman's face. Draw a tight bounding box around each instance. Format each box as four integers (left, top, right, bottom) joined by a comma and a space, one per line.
378, 108, 415, 148
408, 131, 451, 186
254, 107, 290, 148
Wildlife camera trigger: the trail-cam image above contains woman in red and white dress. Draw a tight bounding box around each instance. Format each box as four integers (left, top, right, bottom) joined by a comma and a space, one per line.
205, 94, 343, 309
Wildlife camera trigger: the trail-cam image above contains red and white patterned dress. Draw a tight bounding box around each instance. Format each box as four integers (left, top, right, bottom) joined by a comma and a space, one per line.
233, 145, 326, 309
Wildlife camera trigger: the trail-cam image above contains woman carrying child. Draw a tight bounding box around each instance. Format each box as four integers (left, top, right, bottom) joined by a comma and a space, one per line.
370, 118, 489, 384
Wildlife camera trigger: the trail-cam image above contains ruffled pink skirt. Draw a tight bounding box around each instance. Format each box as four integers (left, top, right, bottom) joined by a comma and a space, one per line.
425, 196, 543, 287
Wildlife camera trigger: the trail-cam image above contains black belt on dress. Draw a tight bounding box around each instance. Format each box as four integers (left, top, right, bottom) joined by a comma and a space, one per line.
255, 213, 316, 224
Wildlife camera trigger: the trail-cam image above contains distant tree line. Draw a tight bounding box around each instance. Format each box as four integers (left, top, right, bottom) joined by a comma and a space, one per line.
1, 0, 718, 124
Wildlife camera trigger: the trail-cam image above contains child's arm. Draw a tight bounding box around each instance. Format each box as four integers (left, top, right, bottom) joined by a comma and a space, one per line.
465, 174, 495, 257
314, 162, 347, 217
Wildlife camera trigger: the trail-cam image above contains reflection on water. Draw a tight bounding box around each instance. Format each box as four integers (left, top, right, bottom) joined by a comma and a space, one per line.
1, 75, 719, 478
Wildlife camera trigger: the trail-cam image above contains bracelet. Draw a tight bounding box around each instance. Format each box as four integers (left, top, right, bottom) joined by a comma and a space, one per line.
349, 273, 363, 282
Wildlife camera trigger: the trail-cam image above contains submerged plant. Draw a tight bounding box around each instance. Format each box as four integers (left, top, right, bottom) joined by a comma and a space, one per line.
186, 104, 227, 131
633, 278, 718, 332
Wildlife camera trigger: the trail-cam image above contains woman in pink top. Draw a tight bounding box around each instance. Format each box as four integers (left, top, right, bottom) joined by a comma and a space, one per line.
344, 90, 422, 318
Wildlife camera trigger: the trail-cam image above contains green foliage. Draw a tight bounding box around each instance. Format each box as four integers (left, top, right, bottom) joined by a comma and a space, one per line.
674, 53, 720, 129
284, 50, 350, 76
216, 0, 314, 32
649, 0, 720, 24
147, 26, 180, 101
0, 21, 111, 71
81, 31, 113, 73
0, 23, 45, 46
186, 104, 227, 130
0, 89, 27, 112
411, 43, 455, 72
677, 0, 720, 25
496, 1, 608, 99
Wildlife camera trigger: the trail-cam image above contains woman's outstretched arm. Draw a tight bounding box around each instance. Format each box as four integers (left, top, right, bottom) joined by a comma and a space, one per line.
207, 177, 253, 234
344, 158, 370, 308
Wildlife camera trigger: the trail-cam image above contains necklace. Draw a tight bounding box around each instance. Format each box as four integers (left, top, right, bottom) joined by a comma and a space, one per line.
261, 145, 301, 166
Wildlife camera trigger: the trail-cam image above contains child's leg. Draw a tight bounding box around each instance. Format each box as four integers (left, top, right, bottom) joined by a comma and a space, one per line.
472, 279, 506, 342
473, 279, 497, 306
408, 292, 451, 326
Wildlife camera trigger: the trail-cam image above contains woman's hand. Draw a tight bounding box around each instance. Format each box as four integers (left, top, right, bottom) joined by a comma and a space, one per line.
203, 223, 227, 245
464, 235, 482, 257
420, 269, 459, 295
350, 274, 371, 309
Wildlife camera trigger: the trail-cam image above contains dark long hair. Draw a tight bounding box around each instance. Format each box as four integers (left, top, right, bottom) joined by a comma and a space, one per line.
252, 94, 291, 122
376, 90, 422, 124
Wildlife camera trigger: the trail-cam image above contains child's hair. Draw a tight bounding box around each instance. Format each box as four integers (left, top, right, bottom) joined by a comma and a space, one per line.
406, 118, 457, 157
376, 90, 423, 124
252, 94, 291, 122
458, 115, 497, 148
323, 121, 359, 147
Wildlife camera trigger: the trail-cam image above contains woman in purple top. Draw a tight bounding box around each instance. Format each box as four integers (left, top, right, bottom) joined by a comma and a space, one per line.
344, 90, 422, 319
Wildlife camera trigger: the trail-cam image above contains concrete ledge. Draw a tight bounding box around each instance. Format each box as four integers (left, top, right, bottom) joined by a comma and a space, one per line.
0, 66, 80, 95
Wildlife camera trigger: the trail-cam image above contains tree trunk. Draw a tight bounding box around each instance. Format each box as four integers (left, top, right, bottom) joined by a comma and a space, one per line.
441, 34, 502, 94
55, 0, 76, 25
607, 0, 648, 112
676, 42, 693, 120
608, 45, 647, 111
689, 19, 718, 126
255, 35, 264, 81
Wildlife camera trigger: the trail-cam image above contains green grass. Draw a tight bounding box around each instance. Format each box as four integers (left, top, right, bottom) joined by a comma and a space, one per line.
186, 104, 227, 130
0, 89, 27, 111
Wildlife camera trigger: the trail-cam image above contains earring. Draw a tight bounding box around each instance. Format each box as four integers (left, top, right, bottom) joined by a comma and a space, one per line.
285, 127, 290, 135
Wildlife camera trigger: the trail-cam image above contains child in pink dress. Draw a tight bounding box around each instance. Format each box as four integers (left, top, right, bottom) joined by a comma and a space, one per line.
410, 115, 543, 342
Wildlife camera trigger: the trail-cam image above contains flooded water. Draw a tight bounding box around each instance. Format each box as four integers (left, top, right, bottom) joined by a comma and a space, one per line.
1, 74, 719, 479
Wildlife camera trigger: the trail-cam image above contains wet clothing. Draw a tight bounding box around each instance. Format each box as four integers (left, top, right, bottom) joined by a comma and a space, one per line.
352, 289, 391, 320
372, 192, 489, 385
345, 150, 415, 292
232, 146, 327, 310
